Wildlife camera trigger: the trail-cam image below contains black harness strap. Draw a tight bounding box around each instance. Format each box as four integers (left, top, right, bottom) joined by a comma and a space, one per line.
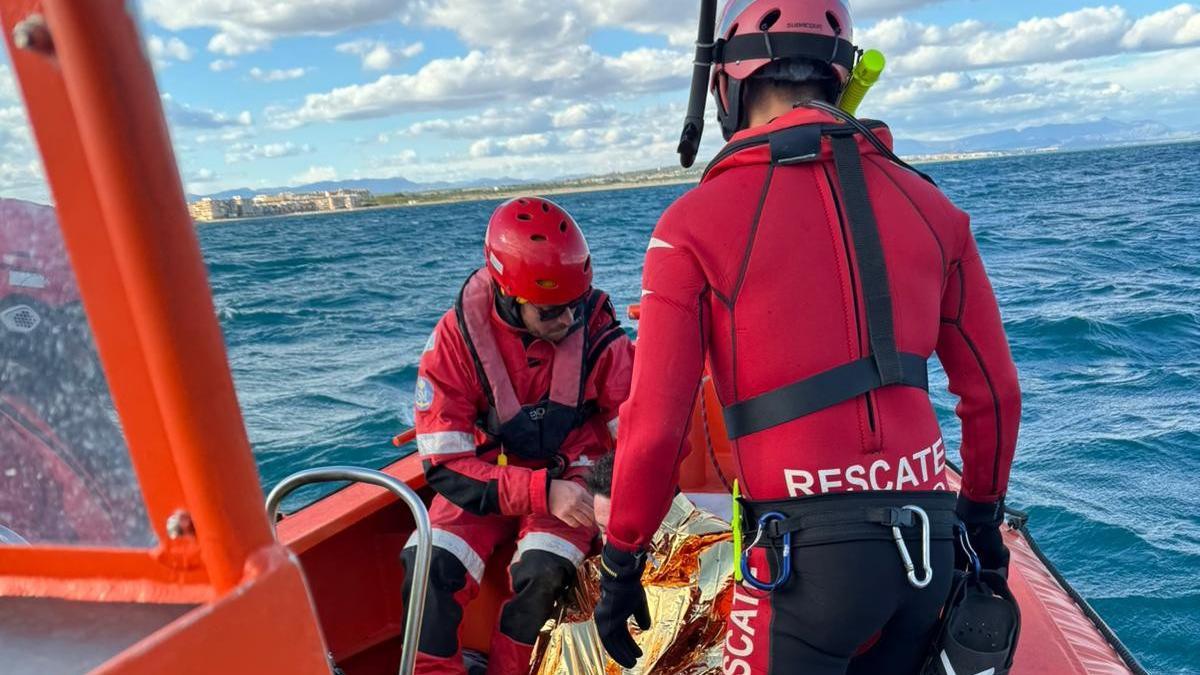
720, 127, 929, 440
830, 133, 903, 385
715, 33, 856, 71
724, 352, 928, 439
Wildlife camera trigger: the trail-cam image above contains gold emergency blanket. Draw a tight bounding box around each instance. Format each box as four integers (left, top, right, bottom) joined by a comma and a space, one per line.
531, 494, 734, 674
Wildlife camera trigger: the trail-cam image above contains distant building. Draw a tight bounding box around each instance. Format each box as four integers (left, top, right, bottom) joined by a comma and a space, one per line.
188, 189, 373, 222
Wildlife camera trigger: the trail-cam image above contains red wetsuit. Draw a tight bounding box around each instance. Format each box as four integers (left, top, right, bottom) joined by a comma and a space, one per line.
403, 269, 634, 675
608, 107, 1021, 552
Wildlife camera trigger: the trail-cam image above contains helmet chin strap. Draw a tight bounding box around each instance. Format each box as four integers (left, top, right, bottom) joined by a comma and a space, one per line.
493, 287, 526, 330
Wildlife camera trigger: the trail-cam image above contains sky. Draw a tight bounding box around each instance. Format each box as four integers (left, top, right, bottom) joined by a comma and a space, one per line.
2, 0, 1199, 201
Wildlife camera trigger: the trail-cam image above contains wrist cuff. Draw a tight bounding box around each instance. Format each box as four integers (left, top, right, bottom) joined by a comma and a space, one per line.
601, 543, 645, 579
956, 493, 1006, 527
529, 468, 551, 515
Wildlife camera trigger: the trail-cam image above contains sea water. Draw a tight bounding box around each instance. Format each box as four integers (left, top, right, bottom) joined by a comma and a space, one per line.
200, 141, 1200, 673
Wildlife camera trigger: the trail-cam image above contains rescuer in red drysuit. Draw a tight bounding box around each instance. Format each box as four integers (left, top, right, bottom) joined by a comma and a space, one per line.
594, 2, 1021, 673
400, 197, 634, 675
0, 198, 150, 546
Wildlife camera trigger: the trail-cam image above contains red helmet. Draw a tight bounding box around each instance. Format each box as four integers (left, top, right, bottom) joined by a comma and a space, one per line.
483, 197, 592, 306
712, 0, 856, 139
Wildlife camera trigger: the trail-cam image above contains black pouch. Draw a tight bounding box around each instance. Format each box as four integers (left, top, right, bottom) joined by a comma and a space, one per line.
923, 569, 1021, 675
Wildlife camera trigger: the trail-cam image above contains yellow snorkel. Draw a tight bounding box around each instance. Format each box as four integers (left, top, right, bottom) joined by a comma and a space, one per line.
732, 478, 743, 582
838, 49, 886, 116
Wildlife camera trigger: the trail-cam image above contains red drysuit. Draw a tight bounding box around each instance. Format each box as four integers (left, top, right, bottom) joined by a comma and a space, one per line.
403, 269, 634, 674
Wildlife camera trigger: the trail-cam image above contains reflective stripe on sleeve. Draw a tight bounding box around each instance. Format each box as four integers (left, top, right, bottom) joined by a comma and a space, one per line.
417, 430, 475, 457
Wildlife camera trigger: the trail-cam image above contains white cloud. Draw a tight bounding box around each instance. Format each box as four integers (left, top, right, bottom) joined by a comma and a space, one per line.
855, 0, 953, 20
583, 0, 698, 46
0, 65, 16, 103
209, 59, 237, 72
146, 35, 194, 66
188, 167, 218, 182
249, 66, 308, 82
194, 128, 256, 144
144, 0, 409, 54
862, 5, 1200, 76
207, 26, 273, 56
162, 94, 253, 129
371, 106, 691, 184
396, 98, 619, 141
469, 133, 555, 158
274, 45, 689, 126
1121, 3, 1200, 50
291, 165, 338, 184
420, 1, 588, 49
0, 105, 35, 157
182, 167, 223, 193
551, 102, 618, 129
225, 141, 314, 163
336, 39, 425, 70
0, 158, 49, 202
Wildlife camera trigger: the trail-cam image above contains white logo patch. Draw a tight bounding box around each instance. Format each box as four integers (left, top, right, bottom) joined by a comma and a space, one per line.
489, 251, 505, 274
423, 330, 437, 353
7, 270, 46, 289
414, 376, 435, 411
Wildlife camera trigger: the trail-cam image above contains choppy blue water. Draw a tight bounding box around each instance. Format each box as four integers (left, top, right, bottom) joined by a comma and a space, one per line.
199, 141, 1200, 673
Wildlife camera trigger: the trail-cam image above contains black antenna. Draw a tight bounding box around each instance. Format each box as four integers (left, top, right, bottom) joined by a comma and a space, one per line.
677, 0, 719, 168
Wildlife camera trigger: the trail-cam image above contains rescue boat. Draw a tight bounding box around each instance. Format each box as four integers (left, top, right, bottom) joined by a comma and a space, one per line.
0, 2, 1146, 673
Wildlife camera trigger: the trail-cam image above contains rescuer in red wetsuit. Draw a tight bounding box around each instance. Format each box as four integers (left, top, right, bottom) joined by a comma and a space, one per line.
0, 198, 150, 547
594, 2, 1021, 673
400, 197, 634, 675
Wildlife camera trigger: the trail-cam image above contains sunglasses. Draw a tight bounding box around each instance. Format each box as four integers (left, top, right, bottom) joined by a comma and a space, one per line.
531, 293, 589, 321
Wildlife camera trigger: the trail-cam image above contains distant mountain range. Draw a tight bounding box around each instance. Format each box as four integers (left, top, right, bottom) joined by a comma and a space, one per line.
189, 176, 532, 201
189, 119, 1196, 201
892, 118, 1195, 156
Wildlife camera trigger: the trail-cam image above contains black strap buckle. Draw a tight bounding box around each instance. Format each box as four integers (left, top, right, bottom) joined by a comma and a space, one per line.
879, 507, 916, 528
768, 125, 822, 165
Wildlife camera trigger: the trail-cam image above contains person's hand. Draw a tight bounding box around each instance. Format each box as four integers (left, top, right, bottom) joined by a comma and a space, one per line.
549, 479, 595, 528
956, 494, 1010, 574
595, 543, 650, 668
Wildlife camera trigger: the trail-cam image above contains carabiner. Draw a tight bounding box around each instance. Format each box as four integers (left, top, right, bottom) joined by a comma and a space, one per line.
956, 521, 982, 578
740, 511, 792, 592
891, 505, 932, 589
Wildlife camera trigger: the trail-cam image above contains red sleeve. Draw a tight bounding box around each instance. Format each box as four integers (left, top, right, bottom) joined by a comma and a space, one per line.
606, 219, 709, 552
936, 224, 1022, 502
415, 312, 550, 516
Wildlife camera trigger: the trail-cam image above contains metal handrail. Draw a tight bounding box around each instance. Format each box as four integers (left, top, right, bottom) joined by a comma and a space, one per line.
265, 467, 432, 675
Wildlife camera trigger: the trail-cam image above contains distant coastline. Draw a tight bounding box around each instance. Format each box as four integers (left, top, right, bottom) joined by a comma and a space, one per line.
193, 138, 1199, 224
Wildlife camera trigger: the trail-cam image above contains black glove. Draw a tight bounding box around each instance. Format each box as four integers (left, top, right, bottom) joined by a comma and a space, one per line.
956, 494, 1010, 574
594, 543, 651, 668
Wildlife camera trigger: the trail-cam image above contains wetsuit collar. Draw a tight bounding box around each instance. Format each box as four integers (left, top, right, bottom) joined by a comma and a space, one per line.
728, 106, 841, 143
704, 107, 896, 184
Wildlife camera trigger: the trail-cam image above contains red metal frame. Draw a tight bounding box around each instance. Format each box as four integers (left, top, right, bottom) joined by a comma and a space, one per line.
0, 0, 270, 595
0, 1, 331, 670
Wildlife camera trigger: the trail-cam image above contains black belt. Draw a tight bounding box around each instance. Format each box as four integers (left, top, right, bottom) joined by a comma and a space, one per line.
740, 490, 957, 547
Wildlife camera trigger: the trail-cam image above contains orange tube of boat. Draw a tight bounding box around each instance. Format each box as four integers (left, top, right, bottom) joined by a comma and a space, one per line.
392, 428, 417, 447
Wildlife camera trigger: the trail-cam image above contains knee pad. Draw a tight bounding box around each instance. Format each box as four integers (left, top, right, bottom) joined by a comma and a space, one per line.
402, 546, 469, 658
499, 550, 577, 644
